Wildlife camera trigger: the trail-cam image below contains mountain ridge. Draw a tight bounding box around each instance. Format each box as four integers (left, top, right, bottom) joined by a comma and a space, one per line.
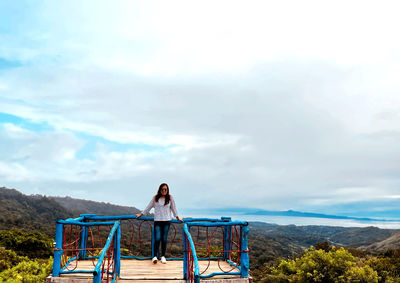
49, 195, 141, 216
200, 207, 398, 222
1, 186, 399, 254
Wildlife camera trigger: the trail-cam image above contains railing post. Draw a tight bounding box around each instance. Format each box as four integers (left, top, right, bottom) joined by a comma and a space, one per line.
151, 224, 155, 258
240, 225, 249, 277
93, 272, 101, 283
221, 217, 232, 260
183, 226, 187, 280
79, 226, 88, 259
52, 222, 63, 277
115, 225, 121, 277
79, 214, 95, 259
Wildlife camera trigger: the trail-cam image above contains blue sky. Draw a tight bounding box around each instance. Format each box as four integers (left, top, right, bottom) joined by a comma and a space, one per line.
1, 1, 400, 220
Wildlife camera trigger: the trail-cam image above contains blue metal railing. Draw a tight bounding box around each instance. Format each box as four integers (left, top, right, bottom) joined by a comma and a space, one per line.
183, 221, 249, 282
183, 223, 200, 282
93, 222, 121, 283
52, 214, 249, 282
52, 220, 121, 282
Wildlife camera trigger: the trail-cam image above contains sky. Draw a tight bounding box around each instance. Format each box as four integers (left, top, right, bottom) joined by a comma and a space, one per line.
1, 0, 400, 219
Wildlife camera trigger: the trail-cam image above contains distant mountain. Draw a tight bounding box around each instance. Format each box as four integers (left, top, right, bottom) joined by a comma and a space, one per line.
328, 226, 396, 247
361, 230, 400, 251
195, 207, 396, 222
247, 209, 390, 222
49, 196, 141, 216
0, 187, 73, 236
249, 222, 398, 251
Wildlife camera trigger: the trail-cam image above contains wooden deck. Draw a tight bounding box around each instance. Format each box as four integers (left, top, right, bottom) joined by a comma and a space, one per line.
46, 259, 251, 282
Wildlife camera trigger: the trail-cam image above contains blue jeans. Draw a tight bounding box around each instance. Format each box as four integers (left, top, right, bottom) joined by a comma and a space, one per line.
154, 221, 170, 258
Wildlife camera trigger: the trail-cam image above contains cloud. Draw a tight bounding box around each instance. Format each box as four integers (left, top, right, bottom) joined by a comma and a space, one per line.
1, 1, 400, 218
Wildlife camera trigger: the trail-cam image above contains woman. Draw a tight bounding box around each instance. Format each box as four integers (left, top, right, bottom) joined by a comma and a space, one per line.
136, 183, 183, 264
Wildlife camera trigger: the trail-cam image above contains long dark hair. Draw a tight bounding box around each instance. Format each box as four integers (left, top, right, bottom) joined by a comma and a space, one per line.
155, 183, 170, 205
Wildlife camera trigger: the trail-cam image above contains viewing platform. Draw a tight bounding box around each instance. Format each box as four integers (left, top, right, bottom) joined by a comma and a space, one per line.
46, 214, 251, 283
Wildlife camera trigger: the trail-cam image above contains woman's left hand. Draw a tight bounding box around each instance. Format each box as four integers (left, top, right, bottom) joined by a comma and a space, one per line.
176, 216, 184, 222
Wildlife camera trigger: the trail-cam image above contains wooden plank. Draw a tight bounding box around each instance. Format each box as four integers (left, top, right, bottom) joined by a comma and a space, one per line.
201, 279, 250, 283
118, 281, 184, 283
54, 259, 243, 281
46, 276, 92, 283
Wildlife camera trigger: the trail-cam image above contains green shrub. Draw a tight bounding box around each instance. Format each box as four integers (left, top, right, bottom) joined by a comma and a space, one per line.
366, 255, 400, 282
0, 257, 53, 283
267, 246, 379, 282
0, 247, 28, 272
0, 229, 52, 258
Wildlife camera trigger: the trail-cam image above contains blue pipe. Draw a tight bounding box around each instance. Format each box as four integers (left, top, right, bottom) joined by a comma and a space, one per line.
183, 224, 199, 280
227, 259, 241, 270
81, 215, 229, 223
84, 215, 146, 221
52, 222, 63, 276
187, 221, 248, 227
183, 225, 187, 279
79, 224, 88, 259
240, 225, 249, 277
64, 216, 85, 222
200, 271, 241, 278
60, 270, 94, 274
57, 220, 117, 226
93, 222, 120, 283
115, 225, 121, 277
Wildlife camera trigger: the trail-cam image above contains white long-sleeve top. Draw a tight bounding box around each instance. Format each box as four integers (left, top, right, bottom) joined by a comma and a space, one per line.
142, 195, 178, 221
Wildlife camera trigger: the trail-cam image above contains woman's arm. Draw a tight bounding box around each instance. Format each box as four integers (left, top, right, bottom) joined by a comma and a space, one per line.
136, 196, 155, 218
170, 196, 183, 222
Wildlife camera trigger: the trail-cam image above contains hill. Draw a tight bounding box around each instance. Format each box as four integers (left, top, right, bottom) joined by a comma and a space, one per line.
49, 196, 141, 216
250, 221, 397, 248
328, 226, 395, 247
0, 187, 142, 235
247, 209, 384, 221
0, 187, 73, 236
361, 230, 400, 251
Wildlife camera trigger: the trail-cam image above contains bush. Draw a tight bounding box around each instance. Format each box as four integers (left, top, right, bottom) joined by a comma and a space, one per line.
0, 257, 53, 283
344, 265, 378, 283
366, 255, 400, 282
0, 247, 28, 272
267, 246, 379, 282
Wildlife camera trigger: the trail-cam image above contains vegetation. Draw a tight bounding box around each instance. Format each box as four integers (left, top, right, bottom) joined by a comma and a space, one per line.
0, 257, 53, 283
0, 248, 26, 272
252, 242, 400, 283
0, 229, 53, 258
0, 230, 53, 282
0, 187, 73, 236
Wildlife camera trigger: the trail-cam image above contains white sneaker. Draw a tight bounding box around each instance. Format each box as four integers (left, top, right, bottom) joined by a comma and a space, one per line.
161, 256, 167, 264
152, 256, 157, 264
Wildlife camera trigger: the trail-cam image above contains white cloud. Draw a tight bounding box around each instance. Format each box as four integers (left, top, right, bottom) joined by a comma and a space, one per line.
0, 161, 35, 182
2, 123, 35, 139
1, 1, 400, 216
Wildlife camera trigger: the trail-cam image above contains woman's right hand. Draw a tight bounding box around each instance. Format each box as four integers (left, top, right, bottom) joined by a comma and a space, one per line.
135, 213, 143, 218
